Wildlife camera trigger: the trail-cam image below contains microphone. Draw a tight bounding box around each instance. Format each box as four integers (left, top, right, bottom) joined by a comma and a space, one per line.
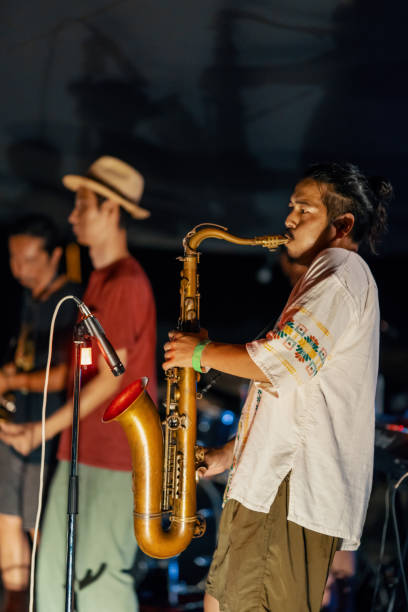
76, 300, 125, 377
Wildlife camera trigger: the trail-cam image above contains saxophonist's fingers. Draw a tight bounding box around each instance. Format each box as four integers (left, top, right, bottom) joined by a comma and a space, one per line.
168, 330, 182, 340
162, 358, 173, 371
163, 338, 177, 370
196, 466, 208, 480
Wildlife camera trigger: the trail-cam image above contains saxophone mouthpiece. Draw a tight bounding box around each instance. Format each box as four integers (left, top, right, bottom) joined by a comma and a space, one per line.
255, 234, 289, 251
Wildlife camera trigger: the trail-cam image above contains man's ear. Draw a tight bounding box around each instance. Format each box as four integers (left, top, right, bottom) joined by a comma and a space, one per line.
101, 199, 120, 221
332, 213, 355, 239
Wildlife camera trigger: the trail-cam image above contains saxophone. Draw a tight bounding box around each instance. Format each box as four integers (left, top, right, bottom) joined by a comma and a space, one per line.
102, 224, 288, 559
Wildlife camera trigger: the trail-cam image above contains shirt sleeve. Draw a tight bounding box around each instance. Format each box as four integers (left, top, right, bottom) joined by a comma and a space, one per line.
247, 277, 356, 397
97, 269, 154, 353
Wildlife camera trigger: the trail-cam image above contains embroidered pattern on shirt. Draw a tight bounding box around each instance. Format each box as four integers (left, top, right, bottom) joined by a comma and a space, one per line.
299, 306, 331, 337
266, 317, 328, 379
264, 343, 303, 384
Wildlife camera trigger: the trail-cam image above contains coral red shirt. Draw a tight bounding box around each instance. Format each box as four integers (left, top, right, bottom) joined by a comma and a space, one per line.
58, 256, 157, 471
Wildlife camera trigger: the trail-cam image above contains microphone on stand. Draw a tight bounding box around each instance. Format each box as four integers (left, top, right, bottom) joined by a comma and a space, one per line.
76, 300, 125, 377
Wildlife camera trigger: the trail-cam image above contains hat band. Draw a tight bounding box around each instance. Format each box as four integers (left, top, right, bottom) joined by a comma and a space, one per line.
86, 172, 140, 204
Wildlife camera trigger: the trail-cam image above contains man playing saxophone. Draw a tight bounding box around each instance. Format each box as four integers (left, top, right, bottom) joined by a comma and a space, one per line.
163, 162, 392, 612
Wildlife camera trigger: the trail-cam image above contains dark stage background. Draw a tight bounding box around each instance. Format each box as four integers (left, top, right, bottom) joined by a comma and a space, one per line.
1, 0, 408, 610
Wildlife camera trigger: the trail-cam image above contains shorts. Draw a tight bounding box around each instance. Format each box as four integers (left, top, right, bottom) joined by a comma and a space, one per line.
206, 474, 339, 612
0, 441, 49, 531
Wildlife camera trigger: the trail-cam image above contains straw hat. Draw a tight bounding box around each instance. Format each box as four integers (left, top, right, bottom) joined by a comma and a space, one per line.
62, 156, 150, 219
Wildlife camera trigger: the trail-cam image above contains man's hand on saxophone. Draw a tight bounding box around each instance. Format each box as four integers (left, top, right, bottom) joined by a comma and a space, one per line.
196, 439, 236, 480
162, 331, 270, 383
163, 330, 208, 370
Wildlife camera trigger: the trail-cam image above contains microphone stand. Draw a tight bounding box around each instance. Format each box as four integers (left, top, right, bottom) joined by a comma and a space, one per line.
65, 321, 89, 612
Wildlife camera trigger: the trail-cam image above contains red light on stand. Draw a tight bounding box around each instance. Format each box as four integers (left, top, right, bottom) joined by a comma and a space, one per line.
386, 424, 408, 434
80, 346, 92, 366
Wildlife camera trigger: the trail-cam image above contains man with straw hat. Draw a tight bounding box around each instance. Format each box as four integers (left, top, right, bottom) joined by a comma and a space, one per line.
0, 156, 157, 611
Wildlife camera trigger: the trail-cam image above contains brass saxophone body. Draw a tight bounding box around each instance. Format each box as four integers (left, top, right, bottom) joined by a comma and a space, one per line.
103, 224, 288, 559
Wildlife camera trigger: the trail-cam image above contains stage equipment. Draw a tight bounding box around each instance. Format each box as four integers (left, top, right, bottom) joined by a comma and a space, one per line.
103, 224, 288, 559
374, 420, 408, 479
356, 420, 408, 611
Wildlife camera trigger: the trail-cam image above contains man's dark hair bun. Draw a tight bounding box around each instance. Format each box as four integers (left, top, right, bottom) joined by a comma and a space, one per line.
368, 176, 394, 205
365, 176, 392, 254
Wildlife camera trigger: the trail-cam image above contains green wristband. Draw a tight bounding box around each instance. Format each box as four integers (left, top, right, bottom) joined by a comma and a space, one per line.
192, 339, 211, 373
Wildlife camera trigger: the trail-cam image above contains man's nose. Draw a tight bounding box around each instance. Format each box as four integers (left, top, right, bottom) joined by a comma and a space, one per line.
11, 260, 24, 280
285, 210, 297, 229
68, 209, 77, 224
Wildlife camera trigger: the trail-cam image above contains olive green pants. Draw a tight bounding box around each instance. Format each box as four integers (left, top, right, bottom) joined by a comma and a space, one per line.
206, 475, 338, 612
36, 461, 138, 612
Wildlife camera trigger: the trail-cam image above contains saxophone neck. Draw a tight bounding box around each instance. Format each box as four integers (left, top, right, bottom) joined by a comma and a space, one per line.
179, 224, 288, 329
183, 223, 288, 254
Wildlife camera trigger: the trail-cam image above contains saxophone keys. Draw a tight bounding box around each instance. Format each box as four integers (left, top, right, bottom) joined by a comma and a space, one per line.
194, 445, 208, 467
167, 414, 180, 430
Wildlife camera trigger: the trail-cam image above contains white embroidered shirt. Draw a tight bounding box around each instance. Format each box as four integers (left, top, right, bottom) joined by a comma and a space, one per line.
225, 248, 379, 551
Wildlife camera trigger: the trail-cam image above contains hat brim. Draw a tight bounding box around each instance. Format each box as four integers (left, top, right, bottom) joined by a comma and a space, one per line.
62, 175, 150, 220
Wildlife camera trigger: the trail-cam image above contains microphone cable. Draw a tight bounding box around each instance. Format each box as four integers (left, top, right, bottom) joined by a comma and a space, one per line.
369, 479, 391, 611
390, 471, 408, 609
